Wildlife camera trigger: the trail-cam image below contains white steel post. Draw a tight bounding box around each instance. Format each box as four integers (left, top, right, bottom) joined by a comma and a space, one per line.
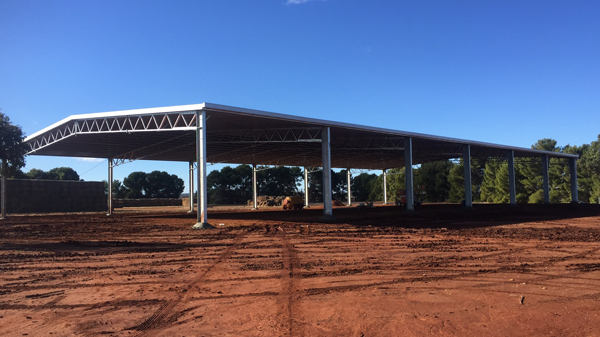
570, 157, 579, 203
193, 110, 214, 229
383, 169, 388, 204
321, 127, 334, 220
542, 154, 550, 204
107, 158, 113, 216
463, 145, 473, 208
404, 137, 414, 211
188, 161, 194, 213
252, 164, 258, 210
347, 169, 352, 206
507, 150, 516, 205
304, 167, 310, 208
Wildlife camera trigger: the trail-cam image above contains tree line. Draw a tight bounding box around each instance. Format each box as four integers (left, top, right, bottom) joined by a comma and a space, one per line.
207, 136, 600, 205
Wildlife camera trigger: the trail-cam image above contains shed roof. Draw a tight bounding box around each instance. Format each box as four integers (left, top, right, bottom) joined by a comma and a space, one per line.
24, 103, 577, 170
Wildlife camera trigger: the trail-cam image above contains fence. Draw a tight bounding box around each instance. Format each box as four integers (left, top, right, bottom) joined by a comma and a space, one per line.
3, 179, 106, 213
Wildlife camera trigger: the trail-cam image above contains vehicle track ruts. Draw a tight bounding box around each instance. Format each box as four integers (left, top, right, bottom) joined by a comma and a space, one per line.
128, 230, 248, 337
278, 233, 303, 337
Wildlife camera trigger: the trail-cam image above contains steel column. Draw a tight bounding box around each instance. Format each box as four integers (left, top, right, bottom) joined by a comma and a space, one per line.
383, 169, 388, 204
347, 169, 352, 206
463, 145, 473, 208
252, 164, 258, 209
404, 137, 414, 211
304, 167, 310, 208
188, 161, 194, 212
542, 154, 550, 204
1, 174, 6, 219
507, 150, 516, 205
570, 157, 579, 203
107, 159, 113, 215
193, 110, 214, 229
321, 127, 334, 219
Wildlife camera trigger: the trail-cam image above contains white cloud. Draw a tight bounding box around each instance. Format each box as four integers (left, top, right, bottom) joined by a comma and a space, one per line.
286, 0, 324, 5
76, 158, 105, 163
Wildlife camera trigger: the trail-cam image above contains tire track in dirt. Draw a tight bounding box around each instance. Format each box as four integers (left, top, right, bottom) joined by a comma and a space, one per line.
128, 231, 248, 337
278, 233, 303, 337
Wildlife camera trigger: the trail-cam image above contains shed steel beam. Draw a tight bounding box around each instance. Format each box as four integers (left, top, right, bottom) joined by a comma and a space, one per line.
193, 111, 214, 229
107, 159, 113, 216
507, 150, 516, 205
320, 127, 334, 220
1, 175, 6, 219
570, 158, 579, 203
304, 167, 310, 208
404, 137, 414, 211
188, 161, 194, 213
383, 169, 388, 204
463, 145, 473, 208
542, 154, 550, 204
210, 127, 322, 143
347, 169, 352, 206
252, 164, 258, 210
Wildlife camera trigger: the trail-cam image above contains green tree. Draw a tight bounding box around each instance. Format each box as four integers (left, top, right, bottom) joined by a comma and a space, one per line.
257, 166, 302, 196
517, 138, 561, 203
103, 179, 129, 198
47, 167, 80, 181
351, 172, 378, 201
448, 158, 486, 203
123, 171, 148, 198
386, 168, 406, 202
414, 161, 453, 202
25, 167, 80, 180
208, 165, 252, 204
577, 135, 600, 203
0, 112, 28, 178
26, 168, 51, 179
144, 171, 185, 198
480, 160, 500, 203
14, 169, 28, 179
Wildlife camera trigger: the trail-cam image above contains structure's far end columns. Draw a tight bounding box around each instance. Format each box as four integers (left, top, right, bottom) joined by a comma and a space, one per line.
383, 169, 388, 204
193, 110, 214, 229
404, 137, 415, 212
463, 145, 473, 208
304, 167, 310, 208
542, 154, 550, 204
107, 158, 113, 216
347, 169, 352, 206
570, 157, 579, 203
252, 164, 258, 210
188, 161, 194, 213
320, 127, 335, 220
507, 150, 517, 205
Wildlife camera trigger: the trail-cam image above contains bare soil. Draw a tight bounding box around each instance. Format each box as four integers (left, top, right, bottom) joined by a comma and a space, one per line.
1, 204, 600, 336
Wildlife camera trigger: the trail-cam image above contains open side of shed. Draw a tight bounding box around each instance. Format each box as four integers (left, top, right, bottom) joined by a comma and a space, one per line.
24, 103, 580, 226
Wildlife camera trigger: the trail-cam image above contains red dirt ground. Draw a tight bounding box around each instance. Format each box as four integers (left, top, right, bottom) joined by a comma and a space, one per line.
1, 204, 600, 337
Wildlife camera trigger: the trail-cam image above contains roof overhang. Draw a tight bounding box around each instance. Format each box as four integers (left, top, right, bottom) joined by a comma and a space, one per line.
24, 103, 578, 170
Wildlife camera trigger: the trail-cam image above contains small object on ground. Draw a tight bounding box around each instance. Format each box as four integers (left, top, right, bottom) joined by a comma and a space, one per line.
300, 225, 310, 234
520, 296, 525, 305
283, 196, 304, 210
219, 223, 225, 226
332, 199, 344, 206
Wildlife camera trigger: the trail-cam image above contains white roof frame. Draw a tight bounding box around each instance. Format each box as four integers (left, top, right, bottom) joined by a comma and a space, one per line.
24, 102, 578, 170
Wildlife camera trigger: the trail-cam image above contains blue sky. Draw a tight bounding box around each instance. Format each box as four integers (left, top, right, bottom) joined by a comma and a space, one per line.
1, 0, 598, 185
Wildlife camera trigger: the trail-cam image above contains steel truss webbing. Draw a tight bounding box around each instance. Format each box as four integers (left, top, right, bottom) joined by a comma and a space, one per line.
26, 112, 198, 154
